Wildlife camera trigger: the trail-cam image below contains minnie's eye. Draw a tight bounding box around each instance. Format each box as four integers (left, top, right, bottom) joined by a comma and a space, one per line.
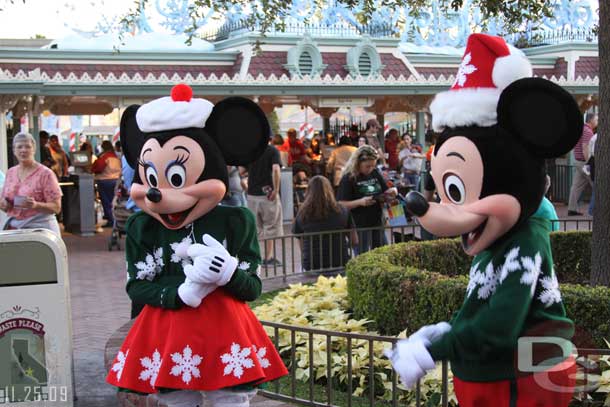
166, 164, 186, 188
145, 166, 158, 188
443, 174, 466, 204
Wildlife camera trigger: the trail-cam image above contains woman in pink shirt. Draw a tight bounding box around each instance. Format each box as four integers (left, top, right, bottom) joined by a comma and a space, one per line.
0, 132, 62, 235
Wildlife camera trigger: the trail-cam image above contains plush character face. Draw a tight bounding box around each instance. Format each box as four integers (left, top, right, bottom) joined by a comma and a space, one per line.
408, 78, 583, 256
121, 94, 270, 230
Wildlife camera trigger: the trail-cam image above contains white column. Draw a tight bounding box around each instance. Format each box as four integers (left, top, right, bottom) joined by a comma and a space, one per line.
0, 113, 8, 173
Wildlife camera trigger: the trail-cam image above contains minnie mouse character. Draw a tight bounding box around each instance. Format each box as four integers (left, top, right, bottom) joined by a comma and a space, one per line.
106, 84, 287, 406
386, 34, 583, 406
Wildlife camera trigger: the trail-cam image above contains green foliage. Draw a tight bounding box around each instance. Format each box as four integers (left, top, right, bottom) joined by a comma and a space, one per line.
347, 231, 610, 347
550, 231, 592, 284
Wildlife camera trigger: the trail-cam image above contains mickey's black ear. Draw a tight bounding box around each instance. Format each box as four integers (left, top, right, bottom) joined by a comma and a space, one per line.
497, 77, 583, 158
205, 97, 270, 165
120, 104, 144, 168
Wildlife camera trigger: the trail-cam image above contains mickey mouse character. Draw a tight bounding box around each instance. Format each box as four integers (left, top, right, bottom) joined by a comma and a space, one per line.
386, 34, 583, 406
106, 84, 287, 407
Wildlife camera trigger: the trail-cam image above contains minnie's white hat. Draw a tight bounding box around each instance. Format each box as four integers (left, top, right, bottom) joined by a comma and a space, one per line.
136, 84, 214, 132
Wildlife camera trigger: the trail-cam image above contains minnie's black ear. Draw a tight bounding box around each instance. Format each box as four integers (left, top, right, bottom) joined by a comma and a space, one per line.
497, 77, 583, 158
120, 104, 144, 168
205, 97, 270, 165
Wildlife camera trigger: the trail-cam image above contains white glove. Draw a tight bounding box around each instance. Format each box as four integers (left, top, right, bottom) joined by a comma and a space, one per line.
408, 322, 451, 346
185, 234, 238, 286
177, 278, 217, 308
384, 339, 435, 389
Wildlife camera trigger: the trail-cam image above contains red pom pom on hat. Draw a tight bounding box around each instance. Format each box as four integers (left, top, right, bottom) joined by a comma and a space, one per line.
171, 83, 193, 102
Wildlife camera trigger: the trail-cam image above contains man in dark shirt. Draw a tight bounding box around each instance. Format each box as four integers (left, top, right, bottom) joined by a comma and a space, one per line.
244, 142, 283, 266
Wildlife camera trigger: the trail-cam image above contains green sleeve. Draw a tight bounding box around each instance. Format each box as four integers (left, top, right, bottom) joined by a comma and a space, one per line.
223, 207, 263, 301
125, 228, 183, 310
428, 248, 546, 361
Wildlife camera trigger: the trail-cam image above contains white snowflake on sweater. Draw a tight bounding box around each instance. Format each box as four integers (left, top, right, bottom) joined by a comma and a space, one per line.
221, 343, 254, 379
135, 248, 164, 281
453, 52, 477, 87
467, 261, 499, 300
252, 345, 270, 369
238, 261, 251, 271
112, 349, 129, 381
170, 345, 202, 384
538, 270, 561, 307
139, 349, 162, 388
520, 253, 542, 297
499, 247, 521, 284
466, 246, 548, 300
170, 237, 193, 268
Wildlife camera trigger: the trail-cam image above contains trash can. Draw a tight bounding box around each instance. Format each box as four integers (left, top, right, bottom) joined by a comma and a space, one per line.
0, 229, 75, 406
61, 174, 96, 236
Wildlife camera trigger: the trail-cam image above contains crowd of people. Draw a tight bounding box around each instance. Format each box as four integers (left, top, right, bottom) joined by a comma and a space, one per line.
215, 123, 432, 271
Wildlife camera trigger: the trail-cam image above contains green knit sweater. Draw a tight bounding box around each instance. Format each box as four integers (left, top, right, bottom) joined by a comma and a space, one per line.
428, 217, 574, 382
124, 206, 262, 309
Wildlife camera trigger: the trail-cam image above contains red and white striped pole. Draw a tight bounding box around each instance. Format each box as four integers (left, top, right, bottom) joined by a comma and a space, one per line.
69, 132, 76, 152
383, 123, 390, 136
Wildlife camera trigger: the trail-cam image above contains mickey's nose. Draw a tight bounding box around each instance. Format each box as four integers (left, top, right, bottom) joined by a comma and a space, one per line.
146, 188, 162, 203
405, 191, 429, 217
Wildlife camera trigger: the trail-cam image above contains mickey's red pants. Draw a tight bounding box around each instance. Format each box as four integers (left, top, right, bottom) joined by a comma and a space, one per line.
453, 358, 576, 407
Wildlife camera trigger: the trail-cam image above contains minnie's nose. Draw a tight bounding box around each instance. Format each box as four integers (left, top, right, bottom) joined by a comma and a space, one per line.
146, 188, 162, 203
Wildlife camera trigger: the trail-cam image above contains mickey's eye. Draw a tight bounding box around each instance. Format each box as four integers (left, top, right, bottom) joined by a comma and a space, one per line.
443, 173, 466, 205
145, 166, 158, 188
166, 164, 186, 188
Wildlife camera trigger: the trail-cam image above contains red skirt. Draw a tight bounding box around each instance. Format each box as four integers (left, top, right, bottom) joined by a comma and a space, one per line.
106, 289, 288, 393
453, 357, 576, 407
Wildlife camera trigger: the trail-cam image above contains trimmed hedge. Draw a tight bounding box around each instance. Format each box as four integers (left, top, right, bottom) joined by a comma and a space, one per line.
346, 231, 610, 348
369, 231, 590, 282
550, 231, 591, 284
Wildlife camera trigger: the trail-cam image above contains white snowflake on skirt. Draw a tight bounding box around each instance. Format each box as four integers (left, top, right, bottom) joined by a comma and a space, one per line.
170, 237, 193, 268
170, 345, 202, 384
112, 349, 129, 381
538, 271, 562, 308
252, 345, 270, 369
221, 343, 254, 379
139, 349, 162, 388
135, 248, 164, 281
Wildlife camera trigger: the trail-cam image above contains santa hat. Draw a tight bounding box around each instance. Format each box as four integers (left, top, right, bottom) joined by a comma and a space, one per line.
136, 84, 214, 132
430, 33, 532, 132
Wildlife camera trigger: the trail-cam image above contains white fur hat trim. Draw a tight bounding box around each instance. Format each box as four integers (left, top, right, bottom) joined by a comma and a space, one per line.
136, 96, 214, 133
